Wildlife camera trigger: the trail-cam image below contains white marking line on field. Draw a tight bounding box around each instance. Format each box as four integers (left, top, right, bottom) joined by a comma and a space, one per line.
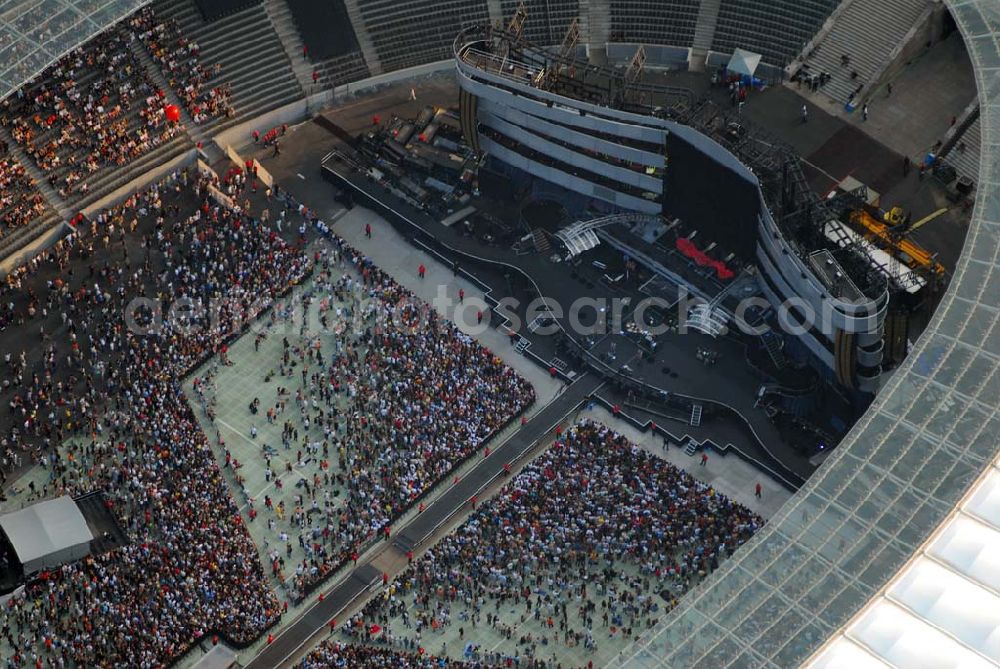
216, 417, 258, 447
297, 173, 306, 180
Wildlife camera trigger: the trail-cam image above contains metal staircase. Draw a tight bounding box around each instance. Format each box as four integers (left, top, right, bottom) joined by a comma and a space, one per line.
942, 113, 981, 186
554, 213, 660, 257
689, 404, 703, 427
531, 228, 552, 254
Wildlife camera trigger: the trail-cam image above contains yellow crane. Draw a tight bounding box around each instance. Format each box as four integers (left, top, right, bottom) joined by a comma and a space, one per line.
847, 206, 947, 279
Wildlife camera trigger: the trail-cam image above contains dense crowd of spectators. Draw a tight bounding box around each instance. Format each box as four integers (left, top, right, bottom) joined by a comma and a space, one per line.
0, 169, 311, 666
0, 155, 535, 665
130, 6, 234, 123
337, 421, 762, 667
2, 26, 181, 199
0, 156, 47, 237
190, 200, 535, 600
300, 641, 486, 668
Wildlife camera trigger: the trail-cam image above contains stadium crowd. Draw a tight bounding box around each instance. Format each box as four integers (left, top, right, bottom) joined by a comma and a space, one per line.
335, 421, 763, 667
0, 169, 309, 666
189, 207, 535, 600
1, 21, 183, 199
0, 156, 47, 237
300, 641, 487, 668
131, 6, 234, 123
0, 153, 534, 664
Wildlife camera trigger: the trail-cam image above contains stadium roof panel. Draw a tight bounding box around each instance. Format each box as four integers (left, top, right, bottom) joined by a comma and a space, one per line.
0, 0, 149, 102
615, 0, 1000, 666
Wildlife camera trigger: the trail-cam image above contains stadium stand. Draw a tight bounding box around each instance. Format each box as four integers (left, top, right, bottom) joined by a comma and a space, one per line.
261, 0, 324, 93
609, 0, 700, 49
131, 6, 235, 123
1, 25, 191, 208
356, 0, 491, 73
0, 154, 52, 246
502, 0, 581, 46
284, 0, 371, 89
153, 0, 305, 129
712, 0, 839, 67
194, 0, 261, 21
0, 1, 991, 667
287, 0, 361, 60
793, 0, 931, 105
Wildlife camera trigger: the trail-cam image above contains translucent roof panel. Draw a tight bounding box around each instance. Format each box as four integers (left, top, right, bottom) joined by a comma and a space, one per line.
887, 558, 1000, 662
0, 0, 150, 102
964, 467, 1000, 528
613, 0, 1000, 666
849, 600, 996, 669
928, 515, 1000, 592
806, 641, 892, 669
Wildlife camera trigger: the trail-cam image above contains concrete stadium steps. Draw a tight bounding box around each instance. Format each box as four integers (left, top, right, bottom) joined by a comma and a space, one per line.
72, 134, 192, 211
153, 0, 304, 131
268, 0, 369, 90
341, 0, 382, 75
691, 0, 722, 52
799, 0, 929, 106
0, 210, 63, 259
0, 125, 70, 220
3, 29, 190, 215
262, 0, 315, 92
587, 0, 611, 45
945, 113, 981, 185
315, 52, 371, 91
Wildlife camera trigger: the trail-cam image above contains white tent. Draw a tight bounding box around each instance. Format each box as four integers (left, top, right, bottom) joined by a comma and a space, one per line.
727, 48, 762, 78
191, 644, 238, 669
0, 496, 93, 574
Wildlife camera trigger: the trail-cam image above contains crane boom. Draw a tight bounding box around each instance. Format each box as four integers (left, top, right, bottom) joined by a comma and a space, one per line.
906, 207, 948, 234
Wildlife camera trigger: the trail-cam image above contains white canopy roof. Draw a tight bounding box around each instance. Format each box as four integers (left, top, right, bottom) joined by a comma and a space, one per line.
0, 496, 93, 573
727, 48, 762, 77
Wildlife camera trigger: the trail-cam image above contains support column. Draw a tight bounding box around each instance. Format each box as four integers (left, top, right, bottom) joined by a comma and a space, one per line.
486, 0, 503, 27
580, 0, 610, 65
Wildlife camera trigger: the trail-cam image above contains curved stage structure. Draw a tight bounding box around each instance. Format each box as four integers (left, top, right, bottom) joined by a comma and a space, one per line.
454, 24, 888, 394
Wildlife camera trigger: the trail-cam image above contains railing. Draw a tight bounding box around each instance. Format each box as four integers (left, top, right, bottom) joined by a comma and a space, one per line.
405, 393, 586, 550
453, 24, 695, 112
